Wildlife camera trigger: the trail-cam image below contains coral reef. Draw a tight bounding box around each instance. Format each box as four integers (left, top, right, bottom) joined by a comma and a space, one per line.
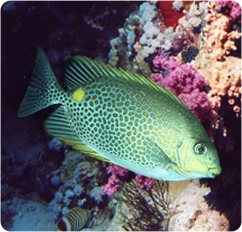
194, 1, 241, 151
203, 2, 241, 61
158, 1, 184, 28
216, 1, 241, 20
116, 180, 169, 231
102, 163, 156, 195
151, 55, 211, 122
102, 164, 129, 196
135, 174, 156, 189
47, 149, 108, 222
108, 1, 207, 78
169, 180, 229, 231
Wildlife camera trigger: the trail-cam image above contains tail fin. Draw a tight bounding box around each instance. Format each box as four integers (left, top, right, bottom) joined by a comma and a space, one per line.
17, 46, 61, 118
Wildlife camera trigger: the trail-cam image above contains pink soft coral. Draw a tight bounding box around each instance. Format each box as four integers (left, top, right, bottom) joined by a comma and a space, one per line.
102, 164, 129, 196
135, 174, 156, 189
151, 55, 211, 122
216, 1, 241, 19
102, 164, 156, 195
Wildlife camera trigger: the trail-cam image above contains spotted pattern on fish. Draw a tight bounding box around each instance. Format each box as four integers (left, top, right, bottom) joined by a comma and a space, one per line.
66, 78, 188, 169
17, 46, 222, 181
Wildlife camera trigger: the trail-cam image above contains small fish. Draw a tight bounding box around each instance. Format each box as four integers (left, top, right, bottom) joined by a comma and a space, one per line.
17, 46, 222, 181
56, 207, 88, 231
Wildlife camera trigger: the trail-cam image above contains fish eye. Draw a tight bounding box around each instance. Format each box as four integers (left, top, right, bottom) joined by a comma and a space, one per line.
194, 143, 207, 155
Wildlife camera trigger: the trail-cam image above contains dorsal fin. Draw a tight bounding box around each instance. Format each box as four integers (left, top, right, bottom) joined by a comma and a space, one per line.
63, 56, 187, 107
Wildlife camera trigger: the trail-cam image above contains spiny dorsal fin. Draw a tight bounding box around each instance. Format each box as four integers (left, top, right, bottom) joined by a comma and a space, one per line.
44, 105, 114, 163
63, 56, 186, 108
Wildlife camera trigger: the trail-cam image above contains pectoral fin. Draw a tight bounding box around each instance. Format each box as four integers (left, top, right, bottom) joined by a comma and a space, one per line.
146, 137, 174, 170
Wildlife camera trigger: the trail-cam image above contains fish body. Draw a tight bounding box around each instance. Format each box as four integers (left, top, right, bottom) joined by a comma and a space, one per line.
17, 46, 222, 181
56, 207, 88, 231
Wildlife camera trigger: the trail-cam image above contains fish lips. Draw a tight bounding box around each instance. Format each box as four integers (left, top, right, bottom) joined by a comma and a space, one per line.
207, 166, 222, 178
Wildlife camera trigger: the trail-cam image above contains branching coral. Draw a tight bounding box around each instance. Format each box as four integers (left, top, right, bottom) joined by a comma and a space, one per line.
116, 179, 169, 231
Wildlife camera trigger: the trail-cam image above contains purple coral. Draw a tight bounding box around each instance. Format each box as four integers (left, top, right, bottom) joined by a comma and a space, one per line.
102, 164, 156, 195
151, 56, 211, 121
216, 1, 241, 19
231, 1, 241, 19
135, 174, 156, 189
102, 164, 129, 196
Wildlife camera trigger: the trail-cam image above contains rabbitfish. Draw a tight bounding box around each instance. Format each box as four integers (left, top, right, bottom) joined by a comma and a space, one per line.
17, 46, 222, 181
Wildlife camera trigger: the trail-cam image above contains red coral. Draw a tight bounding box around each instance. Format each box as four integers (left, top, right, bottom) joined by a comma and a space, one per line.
151, 55, 211, 122
158, 1, 184, 29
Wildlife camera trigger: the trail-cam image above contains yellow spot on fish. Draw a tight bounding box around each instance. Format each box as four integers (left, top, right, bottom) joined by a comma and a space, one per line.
148, 102, 153, 107
150, 113, 156, 119
148, 108, 155, 112
154, 126, 162, 131
159, 132, 165, 139
167, 134, 172, 140
171, 144, 177, 149
142, 99, 147, 105
151, 131, 158, 137
71, 87, 85, 102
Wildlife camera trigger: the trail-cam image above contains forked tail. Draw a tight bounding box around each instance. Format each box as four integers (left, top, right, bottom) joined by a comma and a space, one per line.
17, 46, 62, 118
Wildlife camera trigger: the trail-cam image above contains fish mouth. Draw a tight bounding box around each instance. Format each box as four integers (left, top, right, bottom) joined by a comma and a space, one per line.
208, 166, 222, 178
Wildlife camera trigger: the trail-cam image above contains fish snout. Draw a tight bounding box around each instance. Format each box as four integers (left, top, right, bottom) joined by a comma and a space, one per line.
208, 165, 222, 178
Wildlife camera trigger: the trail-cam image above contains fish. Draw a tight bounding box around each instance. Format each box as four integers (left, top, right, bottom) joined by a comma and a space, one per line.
56, 207, 88, 231
17, 46, 222, 181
